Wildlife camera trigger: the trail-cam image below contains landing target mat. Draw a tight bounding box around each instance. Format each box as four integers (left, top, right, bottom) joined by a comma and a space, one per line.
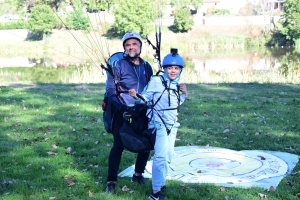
119, 146, 299, 189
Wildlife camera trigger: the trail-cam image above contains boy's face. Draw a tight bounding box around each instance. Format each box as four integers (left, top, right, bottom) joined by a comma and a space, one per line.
167, 66, 181, 80
124, 39, 141, 58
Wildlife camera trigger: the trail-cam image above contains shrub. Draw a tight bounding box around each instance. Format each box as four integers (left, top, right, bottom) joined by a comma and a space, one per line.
27, 4, 58, 40
65, 0, 89, 30
0, 20, 28, 30
174, 8, 194, 32
212, 9, 230, 15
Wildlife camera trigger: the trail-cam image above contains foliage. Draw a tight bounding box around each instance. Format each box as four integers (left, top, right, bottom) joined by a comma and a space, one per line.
279, 0, 300, 43
238, 3, 255, 15
211, 9, 230, 15
84, 0, 108, 12
15, 0, 64, 11
0, 0, 19, 15
170, 0, 203, 9
66, 0, 89, 30
83, 0, 117, 12
266, 31, 291, 47
0, 20, 28, 30
27, 4, 58, 40
174, 7, 194, 32
113, 0, 157, 36
279, 51, 300, 79
206, 6, 217, 15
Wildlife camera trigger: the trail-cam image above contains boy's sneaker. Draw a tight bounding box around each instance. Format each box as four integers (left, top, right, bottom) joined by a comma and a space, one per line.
148, 191, 165, 200
131, 174, 146, 184
105, 182, 115, 194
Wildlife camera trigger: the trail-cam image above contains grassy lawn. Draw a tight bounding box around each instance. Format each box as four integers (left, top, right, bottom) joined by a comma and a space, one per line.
0, 83, 299, 200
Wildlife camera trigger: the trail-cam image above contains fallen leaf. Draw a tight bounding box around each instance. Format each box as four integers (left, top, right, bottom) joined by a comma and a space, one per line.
122, 185, 129, 192
47, 151, 56, 155
223, 129, 230, 133
257, 155, 266, 160
65, 177, 75, 187
51, 144, 58, 149
66, 147, 72, 153
286, 181, 293, 186
258, 193, 267, 199
49, 197, 57, 200
88, 190, 93, 197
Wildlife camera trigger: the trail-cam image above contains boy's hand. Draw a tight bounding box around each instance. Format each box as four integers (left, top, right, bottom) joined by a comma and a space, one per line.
128, 89, 138, 99
179, 83, 187, 96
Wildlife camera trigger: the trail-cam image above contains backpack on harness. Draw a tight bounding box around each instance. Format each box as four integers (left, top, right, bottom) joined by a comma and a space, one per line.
119, 75, 181, 153
101, 52, 124, 133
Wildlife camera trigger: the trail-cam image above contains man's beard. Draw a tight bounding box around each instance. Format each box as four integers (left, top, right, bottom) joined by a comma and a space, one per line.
126, 51, 140, 60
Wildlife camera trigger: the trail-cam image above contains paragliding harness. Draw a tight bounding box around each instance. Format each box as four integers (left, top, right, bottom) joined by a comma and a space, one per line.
101, 52, 181, 153
101, 52, 152, 134
119, 74, 181, 153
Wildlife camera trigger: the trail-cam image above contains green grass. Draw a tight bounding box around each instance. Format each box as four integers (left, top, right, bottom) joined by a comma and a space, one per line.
0, 83, 299, 200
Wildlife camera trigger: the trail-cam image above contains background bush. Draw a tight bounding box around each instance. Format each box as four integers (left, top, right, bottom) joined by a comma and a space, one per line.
0, 20, 28, 30
174, 8, 194, 32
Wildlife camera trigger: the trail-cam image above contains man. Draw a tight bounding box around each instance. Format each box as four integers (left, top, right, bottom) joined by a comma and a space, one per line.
105, 32, 153, 193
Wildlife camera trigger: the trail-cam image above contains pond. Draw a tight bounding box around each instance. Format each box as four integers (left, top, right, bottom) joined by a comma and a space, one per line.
0, 46, 299, 85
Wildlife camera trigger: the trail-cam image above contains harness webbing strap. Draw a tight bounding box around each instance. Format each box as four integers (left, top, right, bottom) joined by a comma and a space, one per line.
147, 75, 181, 134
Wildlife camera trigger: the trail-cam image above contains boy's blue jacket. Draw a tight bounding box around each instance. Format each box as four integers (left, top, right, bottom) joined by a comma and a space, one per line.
106, 57, 153, 112
140, 75, 187, 126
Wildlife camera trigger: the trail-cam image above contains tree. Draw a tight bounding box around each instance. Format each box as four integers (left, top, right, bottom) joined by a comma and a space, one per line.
27, 4, 58, 40
171, 0, 203, 10
174, 7, 194, 32
190, 0, 203, 10
17, 0, 64, 12
0, 0, 19, 15
279, 0, 300, 43
66, 0, 89, 30
84, 0, 108, 12
113, 0, 157, 36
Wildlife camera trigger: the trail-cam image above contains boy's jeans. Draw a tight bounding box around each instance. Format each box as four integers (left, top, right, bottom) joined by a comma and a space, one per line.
149, 121, 180, 191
